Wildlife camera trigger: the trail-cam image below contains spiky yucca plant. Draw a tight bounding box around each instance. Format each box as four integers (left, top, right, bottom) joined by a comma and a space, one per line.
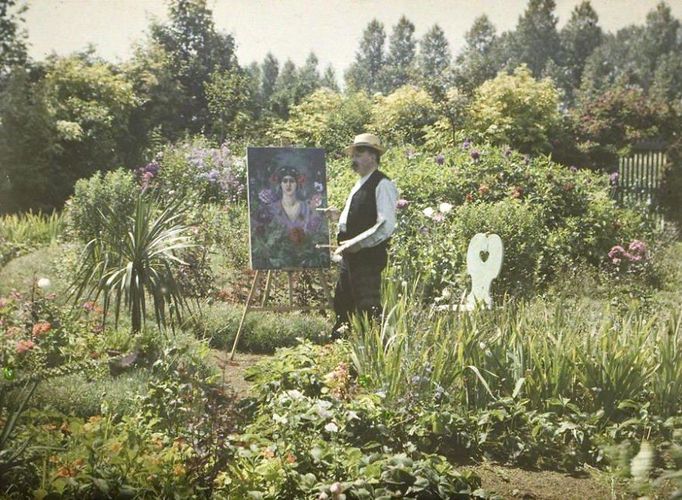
70, 192, 196, 333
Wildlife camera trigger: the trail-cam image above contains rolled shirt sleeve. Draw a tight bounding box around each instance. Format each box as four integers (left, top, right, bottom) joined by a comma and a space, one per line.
344, 178, 398, 253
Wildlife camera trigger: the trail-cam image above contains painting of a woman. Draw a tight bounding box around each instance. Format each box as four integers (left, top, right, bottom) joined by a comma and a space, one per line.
248, 148, 330, 269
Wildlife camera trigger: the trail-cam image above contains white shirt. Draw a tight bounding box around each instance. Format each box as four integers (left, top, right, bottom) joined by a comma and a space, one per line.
338, 168, 398, 253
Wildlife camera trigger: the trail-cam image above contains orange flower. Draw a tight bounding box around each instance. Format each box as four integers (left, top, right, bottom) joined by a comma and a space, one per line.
465, 193, 475, 203
285, 452, 297, 464
511, 186, 524, 199
32, 321, 52, 336
478, 184, 490, 196
16, 339, 35, 354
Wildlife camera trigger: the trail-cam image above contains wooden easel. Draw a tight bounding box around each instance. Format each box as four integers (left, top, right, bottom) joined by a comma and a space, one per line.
228, 268, 334, 360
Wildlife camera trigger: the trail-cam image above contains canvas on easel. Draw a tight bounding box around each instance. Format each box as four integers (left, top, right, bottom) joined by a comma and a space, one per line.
247, 147, 330, 270
229, 148, 333, 361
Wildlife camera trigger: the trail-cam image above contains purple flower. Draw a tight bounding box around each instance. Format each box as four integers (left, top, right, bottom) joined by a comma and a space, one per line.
435, 154, 445, 165
609, 172, 620, 186
462, 139, 471, 150
419, 226, 429, 235
259, 188, 275, 205
570, 166, 578, 173
470, 150, 480, 161
396, 199, 409, 209
503, 147, 512, 158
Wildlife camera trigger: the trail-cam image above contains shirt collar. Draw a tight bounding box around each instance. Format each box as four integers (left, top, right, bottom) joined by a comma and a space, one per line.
357, 167, 378, 186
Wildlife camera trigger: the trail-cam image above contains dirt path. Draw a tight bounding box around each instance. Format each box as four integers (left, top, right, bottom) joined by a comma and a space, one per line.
462, 463, 627, 499
212, 350, 271, 399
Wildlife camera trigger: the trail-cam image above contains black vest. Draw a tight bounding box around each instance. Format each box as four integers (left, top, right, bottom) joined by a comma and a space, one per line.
338, 169, 390, 264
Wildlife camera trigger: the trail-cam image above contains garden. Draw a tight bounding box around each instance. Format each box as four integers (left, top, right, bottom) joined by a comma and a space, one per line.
2, 0, 682, 498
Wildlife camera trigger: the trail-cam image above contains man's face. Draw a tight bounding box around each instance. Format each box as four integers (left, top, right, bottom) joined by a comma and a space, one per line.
351, 148, 377, 176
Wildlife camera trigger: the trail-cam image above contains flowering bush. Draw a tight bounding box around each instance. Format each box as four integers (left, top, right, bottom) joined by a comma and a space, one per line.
148, 136, 246, 205
327, 142, 654, 300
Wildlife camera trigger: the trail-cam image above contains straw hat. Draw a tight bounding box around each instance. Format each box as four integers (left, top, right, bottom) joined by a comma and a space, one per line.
344, 133, 386, 156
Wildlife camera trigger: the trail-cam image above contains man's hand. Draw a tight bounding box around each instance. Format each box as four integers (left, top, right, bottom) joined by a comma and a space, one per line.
317, 206, 341, 223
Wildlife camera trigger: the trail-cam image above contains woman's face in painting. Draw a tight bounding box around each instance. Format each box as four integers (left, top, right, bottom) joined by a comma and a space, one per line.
281, 175, 297, 197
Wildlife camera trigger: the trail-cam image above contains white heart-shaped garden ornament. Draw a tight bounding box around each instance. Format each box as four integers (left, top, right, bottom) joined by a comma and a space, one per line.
465, 233, 503, 309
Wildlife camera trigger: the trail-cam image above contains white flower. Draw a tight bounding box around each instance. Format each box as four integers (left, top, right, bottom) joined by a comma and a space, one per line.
346, 410, 359, 420
439, 202, 453, 214
287, 389, 304, 401
330, 482, 342, 494
273, 413, 287, 424
422, 207, 435, 218
37, 278, 51, 289
441, 288, 451, 299
324, 422, 338, 433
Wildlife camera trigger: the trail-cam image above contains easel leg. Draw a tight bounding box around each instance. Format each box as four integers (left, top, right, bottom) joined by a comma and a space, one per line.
261, 270, 273, 307
229, 270, 260, 362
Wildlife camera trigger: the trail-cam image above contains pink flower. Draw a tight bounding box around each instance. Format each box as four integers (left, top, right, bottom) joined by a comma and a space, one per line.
396, 199, 409, 209
608, 245, 626, 264
432, 212, 445, 223
309, 194, 322, 208
16, 339, 36, 354
32, 321, 52, 337
0, 298, 8, 308
628, 240, 647, 259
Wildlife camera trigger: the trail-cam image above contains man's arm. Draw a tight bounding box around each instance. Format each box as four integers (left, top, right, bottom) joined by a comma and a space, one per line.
342, 179, 398, 253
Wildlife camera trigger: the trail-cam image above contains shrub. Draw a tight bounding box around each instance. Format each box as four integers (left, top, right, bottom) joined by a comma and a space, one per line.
269, 89, 372, 156
466, 65, 561, 155
186, 302, 331, 354
327, 142, 653, 300
369, 85, 439, 146
67, 168, 138, 243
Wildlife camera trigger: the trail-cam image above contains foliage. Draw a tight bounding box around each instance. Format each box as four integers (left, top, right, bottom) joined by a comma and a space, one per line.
70, 191, 196, 333
66, 168, 138, 243
369, 85, 438, 146
328, 143, 653, 301
0, 55, 137, 213
269, 88, 372, 156
220, 342, 482, 498
569, 85, 674, 171
0, 211, 64, 267
186, 302, 331, 354
467, 65, 562, 154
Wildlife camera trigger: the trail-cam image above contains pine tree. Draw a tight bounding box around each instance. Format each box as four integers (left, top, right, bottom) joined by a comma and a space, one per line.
344, 19, 386, 93
560, 1, 603, 96
321, 65, 339, 91
261, 52, 279, 104
0, 0, 28, 86
382, 15, 417, 92
298, 52, 321, 97
512, 0, 561, 77
418, 24, 451, 83
453, 15, 500, 94
271, 59, 298, 118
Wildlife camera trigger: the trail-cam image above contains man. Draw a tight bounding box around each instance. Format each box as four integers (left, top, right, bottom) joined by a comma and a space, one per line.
327, 133, 398, 338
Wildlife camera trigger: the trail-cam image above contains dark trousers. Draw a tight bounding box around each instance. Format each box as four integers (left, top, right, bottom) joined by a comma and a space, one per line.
332, 252, 387, 337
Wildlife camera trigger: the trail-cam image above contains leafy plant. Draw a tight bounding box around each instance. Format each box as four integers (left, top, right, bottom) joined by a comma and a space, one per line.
70, 191, 196, 333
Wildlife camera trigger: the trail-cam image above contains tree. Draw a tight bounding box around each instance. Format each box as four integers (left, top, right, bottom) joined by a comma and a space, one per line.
321, 64, 339, 91
271, 59, 298, 119
205, 66, 253, 142
0, 56, 137, 212
298, 52, 321, 97
370, 85, 438, 146
559, 1, 603, 100
260, 52, 279, 104
150, 0, 237, 137
510, 0, 561, 77
640, 2, 681, 79
418, 24, 451, 83
453, 15, 500, 94
0, 0, 28, 87
382, 16, 417, 92
345, 19, 386, 94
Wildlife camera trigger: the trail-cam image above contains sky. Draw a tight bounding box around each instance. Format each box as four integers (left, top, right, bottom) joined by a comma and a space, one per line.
22, 0, 682, 75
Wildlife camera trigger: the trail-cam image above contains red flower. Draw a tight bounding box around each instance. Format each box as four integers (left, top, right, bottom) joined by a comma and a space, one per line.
465, 193, 474, 203
297, 175, 306, 185
288, 227, 305, 245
